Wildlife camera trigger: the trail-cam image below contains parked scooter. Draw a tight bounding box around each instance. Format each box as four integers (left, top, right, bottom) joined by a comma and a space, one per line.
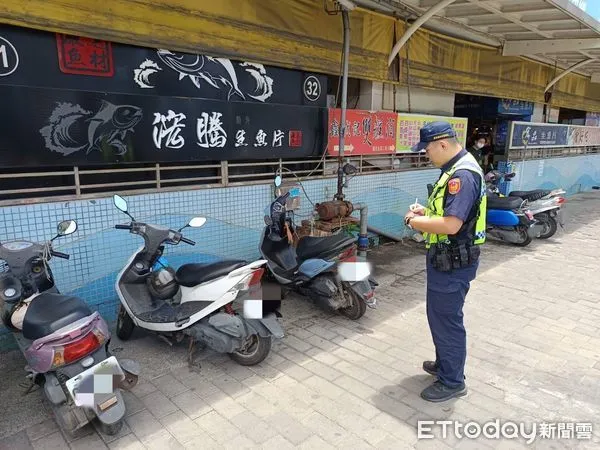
0, 220, 139, 437
485, 171, 566, 239
426, 181, 538, 247
485, 194, 539, 246
259, 176, 377, 320
112, 195, 283, 366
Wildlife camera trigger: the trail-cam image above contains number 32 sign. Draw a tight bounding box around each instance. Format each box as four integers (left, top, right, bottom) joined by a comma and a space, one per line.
303, 75, 321, 102
0, 36, 19, 77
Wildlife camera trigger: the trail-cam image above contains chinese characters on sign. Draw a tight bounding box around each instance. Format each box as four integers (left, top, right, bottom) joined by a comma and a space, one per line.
507, 122, 600, 149
498, 98, 534, 115
56, 34, 114, 76
151, 110, 292, 151
567, 126, 600, 147
327, 109, 397, 156
396, 113, 468, 153
153, 110, 186, 149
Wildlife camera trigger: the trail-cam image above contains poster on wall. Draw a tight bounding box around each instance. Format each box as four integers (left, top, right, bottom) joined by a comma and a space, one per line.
326, 109, 397, 156
0, 85, 326, 167
396, 113, 468, 153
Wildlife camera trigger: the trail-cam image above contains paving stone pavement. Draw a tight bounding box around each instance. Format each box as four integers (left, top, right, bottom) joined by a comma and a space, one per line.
1, 191, 600, 449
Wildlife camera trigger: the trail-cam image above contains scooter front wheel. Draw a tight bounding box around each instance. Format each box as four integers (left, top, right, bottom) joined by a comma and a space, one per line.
339, 288, 367, 320
116, 305, 135, 340
229, 335, 272, 366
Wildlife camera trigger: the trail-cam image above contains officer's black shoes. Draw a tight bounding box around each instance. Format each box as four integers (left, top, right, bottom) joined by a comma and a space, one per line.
422, 361, 439, 376
421, 381, 467, 402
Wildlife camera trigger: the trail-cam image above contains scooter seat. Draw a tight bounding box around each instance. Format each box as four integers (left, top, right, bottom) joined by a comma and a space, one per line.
176, 260, 247, 287
296, 233, 355, 261
22, 293, 92, 341
509, 190, 551, 202
487, 195, 523, 211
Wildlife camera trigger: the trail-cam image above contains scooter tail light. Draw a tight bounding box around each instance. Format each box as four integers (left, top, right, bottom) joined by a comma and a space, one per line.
248, 268, 265, 287
63, 331, 103, 365
556, 197, 566, 204
234, 268, 265, 292
339, 246, 357, 263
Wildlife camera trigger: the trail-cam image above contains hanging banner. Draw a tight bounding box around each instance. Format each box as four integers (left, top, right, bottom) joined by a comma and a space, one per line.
396, 113, 468, 153
0, 85, 326, 167
326, 109, 397, 156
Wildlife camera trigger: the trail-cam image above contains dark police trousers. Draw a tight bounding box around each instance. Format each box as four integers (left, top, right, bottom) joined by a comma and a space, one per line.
426, 253, 478, 388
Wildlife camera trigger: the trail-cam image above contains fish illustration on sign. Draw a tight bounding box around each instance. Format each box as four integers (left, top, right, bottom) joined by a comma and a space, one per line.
133, 50, 274, 102
39, 101, 143, 156
133, 59, 162, 89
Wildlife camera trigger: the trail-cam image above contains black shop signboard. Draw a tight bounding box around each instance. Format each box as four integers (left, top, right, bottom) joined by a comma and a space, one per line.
0, 24, 328, 167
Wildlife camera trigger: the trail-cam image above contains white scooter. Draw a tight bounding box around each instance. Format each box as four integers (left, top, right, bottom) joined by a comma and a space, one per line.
112, 194, 283, 366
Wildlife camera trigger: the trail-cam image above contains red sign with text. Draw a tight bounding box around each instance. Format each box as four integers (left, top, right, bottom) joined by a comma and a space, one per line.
326, 109, 397, 156
56, 34, 114, 77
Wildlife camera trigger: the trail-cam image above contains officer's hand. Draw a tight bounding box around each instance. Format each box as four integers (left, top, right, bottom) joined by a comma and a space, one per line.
409, 203, 426, 215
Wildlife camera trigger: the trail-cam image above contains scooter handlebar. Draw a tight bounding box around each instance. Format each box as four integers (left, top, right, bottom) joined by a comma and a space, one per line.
180, 236, 196, 246
115, 224, 132, 230
51, 250, 70, 260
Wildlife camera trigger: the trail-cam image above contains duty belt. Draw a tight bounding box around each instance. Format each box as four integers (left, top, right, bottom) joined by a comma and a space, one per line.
428, 242, 480, 272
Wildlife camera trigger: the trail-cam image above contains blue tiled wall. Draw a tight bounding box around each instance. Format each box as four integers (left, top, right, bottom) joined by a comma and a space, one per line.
2, 154, 599, 352
0, 168, 438, 351
500, 154, 600, 196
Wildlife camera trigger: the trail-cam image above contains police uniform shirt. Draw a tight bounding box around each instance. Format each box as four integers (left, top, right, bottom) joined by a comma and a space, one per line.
439, 149, 481, 241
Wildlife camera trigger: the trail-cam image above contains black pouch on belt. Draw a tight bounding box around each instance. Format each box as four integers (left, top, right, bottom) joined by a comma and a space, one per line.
431, 245, 453, 272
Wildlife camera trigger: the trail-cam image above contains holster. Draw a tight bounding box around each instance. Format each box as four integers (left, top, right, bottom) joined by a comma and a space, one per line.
429, 243, 480, 272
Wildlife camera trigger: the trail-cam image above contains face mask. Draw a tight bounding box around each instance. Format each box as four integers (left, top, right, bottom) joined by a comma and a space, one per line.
475, 142, 485, 149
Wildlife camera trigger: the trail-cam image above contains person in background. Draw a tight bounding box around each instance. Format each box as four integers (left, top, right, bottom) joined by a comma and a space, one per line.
467, 134, 487, 169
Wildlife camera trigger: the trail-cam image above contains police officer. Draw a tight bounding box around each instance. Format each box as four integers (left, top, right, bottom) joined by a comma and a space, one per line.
403, 121, 487, 402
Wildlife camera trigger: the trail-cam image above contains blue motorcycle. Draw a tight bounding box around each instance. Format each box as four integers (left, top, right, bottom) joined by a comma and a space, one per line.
485, 192, 538, 246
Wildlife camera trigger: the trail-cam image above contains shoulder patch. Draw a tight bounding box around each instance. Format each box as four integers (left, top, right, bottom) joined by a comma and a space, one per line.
448, 177, 461, 195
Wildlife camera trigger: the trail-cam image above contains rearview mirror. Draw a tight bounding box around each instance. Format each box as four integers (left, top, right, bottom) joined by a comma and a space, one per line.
57, 220, 77, 236
188, 217, 207, 228
274, 175, 282, 187
113, 195, 128, 212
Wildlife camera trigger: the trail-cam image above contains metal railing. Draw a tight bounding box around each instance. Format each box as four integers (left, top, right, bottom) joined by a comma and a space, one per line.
0, 153, 433, 206
0, 145, 597, 207
506, 146, 600, 161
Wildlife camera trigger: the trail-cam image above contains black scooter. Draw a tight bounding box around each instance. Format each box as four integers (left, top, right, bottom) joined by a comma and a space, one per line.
259, 177, 377, 320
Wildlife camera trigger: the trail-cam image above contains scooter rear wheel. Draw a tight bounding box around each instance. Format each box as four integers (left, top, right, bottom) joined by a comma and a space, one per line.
339, 289, 366, 320
97, 418, 124, 436
116, 305, 135, 341
514, 229, 533, 247
229, 335, 272, 366
537, 215, 558, 239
